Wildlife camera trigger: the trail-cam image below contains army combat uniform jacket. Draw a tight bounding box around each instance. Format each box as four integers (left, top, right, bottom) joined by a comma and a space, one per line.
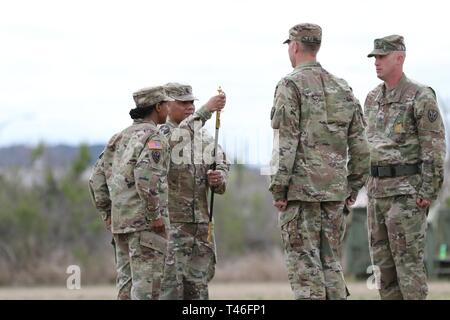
89, 106, 217, 234
364, 74, 446, 200
269, 61, 370, 203
89, 119, 170, 234
159, 113, 229, 224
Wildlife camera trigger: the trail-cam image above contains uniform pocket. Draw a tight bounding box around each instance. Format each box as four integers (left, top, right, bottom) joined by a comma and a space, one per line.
327, 120, 349, 141
140, 230, 168, 255
271, 105, 285, 129
388, 103, 413, 143
279, 204, 303, 250
278, 204, 299, 227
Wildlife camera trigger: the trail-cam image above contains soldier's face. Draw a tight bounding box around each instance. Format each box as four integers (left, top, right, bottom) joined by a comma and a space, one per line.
156, 101, 169, 124
374, 52, 404, 81
288, 40, 297, 67
168, 100, 195, 124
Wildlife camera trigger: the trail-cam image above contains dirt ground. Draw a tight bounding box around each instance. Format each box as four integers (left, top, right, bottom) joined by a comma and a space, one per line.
1, 281, 450, 300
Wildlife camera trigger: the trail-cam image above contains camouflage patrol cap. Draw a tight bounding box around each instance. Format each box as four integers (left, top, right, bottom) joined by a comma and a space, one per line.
283, 23, 322, 44
367, 35, 406, 57
164, 82, 198, 101
132, 86, 174, 108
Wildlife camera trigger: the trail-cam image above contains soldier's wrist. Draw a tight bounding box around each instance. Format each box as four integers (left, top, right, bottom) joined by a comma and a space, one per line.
417, 191, 435, 202
349, 190, 358, 201
145, 211, 161, 223
196, 105, 213, 121
101, 212, 111, 221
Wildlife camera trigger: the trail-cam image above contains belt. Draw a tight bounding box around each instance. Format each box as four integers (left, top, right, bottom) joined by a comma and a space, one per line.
370, 164, 420, 178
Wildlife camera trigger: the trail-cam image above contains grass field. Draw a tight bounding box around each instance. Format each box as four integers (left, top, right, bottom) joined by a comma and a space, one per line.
1, 281, 450, 300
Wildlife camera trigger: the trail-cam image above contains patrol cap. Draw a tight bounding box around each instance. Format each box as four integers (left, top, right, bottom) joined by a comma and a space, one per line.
283, 23, 322, 44
164, 82, 198, 101
132, 86, 174, 108
367, 35, 406, 57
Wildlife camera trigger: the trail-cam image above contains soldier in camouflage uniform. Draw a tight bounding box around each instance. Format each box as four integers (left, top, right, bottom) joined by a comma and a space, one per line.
365, 35, 446, 300
159, 82, 229, 300
88, 86, 172, 300
269, 23, 370, 300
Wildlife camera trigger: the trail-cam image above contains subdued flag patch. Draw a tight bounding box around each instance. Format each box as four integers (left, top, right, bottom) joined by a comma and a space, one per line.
148, 140, 162, 150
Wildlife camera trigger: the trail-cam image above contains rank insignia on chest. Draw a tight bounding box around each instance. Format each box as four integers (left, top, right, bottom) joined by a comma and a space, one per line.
428, 109, 438, 123
151, 150, 161, 163
394, 123, 404, 134
148, 140, 162, 150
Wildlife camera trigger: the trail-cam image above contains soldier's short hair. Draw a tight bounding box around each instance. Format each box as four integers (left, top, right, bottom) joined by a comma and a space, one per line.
299, 41, 321, 55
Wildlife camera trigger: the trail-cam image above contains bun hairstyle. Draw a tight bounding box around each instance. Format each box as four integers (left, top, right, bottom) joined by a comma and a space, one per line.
129, 104, 156, 119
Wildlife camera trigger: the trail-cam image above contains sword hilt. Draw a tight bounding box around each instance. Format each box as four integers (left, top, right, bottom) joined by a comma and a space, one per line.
215, 86, 223, 129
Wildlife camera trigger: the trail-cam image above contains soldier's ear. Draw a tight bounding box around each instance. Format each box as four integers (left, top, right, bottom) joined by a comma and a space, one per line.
396, 52, 405, 65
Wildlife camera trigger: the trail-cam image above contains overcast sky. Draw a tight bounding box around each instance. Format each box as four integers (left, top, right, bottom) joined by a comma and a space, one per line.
1, 0, 449, 165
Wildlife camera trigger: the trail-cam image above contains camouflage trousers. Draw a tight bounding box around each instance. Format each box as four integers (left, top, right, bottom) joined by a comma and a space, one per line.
279, 201, 349, 300
368, 195, 428, 300
113, 230, 167, 300
160, 222, 216, 300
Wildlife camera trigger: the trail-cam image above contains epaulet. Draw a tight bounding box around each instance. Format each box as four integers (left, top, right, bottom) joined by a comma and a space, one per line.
408, 78, 437, 99
280, 76, 297, 88
107, 133, 121, 151
428, 87, 437, 98
274, 77, 292, 98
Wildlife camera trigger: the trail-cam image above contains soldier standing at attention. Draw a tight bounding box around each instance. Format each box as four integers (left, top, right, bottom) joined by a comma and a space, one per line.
365, 35, 446, 299
89, 86, 173, 300
269, 23, 370, 300
159, 83, 228, 300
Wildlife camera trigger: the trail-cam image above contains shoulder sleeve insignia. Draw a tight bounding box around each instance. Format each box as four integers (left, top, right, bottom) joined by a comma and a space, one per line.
428, 109, 439, 123
151, 150, 161, 163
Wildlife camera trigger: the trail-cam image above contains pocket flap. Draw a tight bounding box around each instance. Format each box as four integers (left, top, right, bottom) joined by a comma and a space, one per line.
278, 204, 300, 227
140, 231, 167, 254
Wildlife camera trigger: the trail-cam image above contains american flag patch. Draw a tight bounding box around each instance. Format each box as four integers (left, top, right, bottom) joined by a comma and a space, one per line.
147, 140, 162, 150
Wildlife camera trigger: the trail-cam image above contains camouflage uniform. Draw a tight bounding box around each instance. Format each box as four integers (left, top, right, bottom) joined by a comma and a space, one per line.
365, 35, 446, 300
89, 86, 172, 300
270, 24, 370, 300
159, 83, 229, 300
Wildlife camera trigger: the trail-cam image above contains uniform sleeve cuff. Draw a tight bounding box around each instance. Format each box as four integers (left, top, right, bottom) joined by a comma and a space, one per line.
271, 190, 287, 201
195, 105, 213, 121
418, 190, 436, 201
145, 211, 161, 222
101, 211, 111, 221
349, 190, 359, 201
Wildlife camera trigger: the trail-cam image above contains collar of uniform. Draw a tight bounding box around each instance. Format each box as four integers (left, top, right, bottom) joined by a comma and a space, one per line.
133, 119, 157, 127
166, 119, 179, 128
295, 60, 321, 70
381, 73, 409, 104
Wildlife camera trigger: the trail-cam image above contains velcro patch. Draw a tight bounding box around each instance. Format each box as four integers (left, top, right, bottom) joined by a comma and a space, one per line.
148, 140, 162, 150
151, 151, 161, 163
428, 109, 438, 123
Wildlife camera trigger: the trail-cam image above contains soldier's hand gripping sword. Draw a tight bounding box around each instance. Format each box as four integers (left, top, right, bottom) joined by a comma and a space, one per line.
208, 86, 224, 243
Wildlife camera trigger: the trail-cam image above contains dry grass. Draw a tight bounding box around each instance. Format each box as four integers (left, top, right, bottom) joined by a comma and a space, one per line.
2, 249, 450, 299
214, 249, 288, 282
0, 249, 116, 286
1, 281, 450, 300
